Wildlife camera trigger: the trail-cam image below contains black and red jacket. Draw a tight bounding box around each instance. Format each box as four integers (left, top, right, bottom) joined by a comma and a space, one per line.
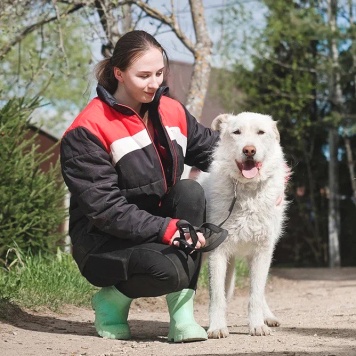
60, 85, 219, 271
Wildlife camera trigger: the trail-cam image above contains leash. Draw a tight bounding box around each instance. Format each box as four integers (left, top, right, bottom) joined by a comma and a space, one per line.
217, 180, 238, 227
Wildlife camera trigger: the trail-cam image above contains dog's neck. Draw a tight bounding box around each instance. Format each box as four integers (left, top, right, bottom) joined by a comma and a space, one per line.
230, 176, 264, 192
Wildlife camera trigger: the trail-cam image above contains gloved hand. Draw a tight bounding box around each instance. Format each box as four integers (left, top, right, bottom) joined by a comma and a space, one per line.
172, 220, 228, 254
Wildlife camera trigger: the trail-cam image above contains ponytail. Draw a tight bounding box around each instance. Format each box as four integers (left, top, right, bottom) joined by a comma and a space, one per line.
95, 58, 118, 94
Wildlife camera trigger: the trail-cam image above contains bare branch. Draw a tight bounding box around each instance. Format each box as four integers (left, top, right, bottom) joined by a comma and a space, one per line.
124, 0, 195, 53
52, 0, 70, 73
0, 4, 83, 60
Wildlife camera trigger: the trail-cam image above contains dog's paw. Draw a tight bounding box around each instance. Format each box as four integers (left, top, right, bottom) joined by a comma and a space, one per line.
207, 327, 229, 339
249, 324, 271, 336
264, 317, 280, 327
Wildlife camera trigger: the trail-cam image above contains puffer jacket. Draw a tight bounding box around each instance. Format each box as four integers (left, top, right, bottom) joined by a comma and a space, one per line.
60, 85, 219, 271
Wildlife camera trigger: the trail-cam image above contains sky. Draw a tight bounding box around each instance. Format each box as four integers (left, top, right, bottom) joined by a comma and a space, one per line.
90, 0, 265, 66
152, 0, 231, 63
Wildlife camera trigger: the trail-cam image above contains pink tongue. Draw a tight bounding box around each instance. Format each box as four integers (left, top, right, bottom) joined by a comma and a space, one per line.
242, 161, 259, 179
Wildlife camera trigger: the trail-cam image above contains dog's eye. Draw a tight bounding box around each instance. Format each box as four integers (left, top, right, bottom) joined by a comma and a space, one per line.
233, 129, 241, 135
257, 130, 265, 135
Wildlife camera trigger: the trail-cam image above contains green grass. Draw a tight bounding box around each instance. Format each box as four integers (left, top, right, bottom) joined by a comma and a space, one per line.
0, 248, 97, 314
198, 258, 249, 288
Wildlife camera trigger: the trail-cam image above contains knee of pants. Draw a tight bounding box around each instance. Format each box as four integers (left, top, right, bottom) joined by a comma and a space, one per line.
120, 248, 197, 297
170, 180, 206, 225
175, 179, 205, 205
165, 250, 197, 292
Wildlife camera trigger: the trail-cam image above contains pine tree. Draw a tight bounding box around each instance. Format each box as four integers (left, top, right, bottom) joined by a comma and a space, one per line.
0, 97, 67, 261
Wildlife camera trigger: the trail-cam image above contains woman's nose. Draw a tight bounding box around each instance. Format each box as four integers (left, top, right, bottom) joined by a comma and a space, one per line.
148, 77, 159, 89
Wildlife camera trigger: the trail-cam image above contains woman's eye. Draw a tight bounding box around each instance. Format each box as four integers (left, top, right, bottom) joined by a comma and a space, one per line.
258, 130, 265, 135
233, 129, 241, 135
156, 71, 163, 77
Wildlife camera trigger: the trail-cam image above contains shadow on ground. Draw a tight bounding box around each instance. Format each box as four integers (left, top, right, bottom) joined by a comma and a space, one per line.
271, 267, 356, 281
0, 298, 169, 342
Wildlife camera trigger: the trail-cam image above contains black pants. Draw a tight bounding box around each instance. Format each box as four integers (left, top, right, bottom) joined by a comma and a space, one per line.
83, 179, 206, 299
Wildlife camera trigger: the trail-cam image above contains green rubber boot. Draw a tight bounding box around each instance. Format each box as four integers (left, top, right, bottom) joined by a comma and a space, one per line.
91, 286, 133, 339
166, 288, 208, 343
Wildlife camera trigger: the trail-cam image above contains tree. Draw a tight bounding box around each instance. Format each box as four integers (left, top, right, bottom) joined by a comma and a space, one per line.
0, 97, 67, 261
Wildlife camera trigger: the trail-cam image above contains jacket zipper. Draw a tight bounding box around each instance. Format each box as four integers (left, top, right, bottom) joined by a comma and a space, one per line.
157, 111, 178, 187
145, 119, 169, 192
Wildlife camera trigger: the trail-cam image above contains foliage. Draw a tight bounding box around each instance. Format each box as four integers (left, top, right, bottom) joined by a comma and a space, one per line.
0, 97, 67, 261
0, 249, 96, 313
0, 3, 93, 134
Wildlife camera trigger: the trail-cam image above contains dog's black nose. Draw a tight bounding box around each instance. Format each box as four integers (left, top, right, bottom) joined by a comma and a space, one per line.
243, 145, 256, 157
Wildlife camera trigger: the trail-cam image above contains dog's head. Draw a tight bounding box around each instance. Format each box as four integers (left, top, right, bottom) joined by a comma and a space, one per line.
211, 112, 282, 183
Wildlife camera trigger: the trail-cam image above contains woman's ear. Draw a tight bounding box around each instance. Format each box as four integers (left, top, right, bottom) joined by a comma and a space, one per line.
114, 67, 124, 83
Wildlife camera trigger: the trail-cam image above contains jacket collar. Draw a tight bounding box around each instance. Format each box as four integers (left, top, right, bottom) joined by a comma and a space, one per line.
96, 85, 169, 115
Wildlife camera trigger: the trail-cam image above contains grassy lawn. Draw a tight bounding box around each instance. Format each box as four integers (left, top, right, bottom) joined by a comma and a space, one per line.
0, 249, 97, 316
0, 248, 249, 319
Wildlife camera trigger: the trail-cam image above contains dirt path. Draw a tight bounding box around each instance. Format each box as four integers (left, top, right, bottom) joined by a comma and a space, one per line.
1, 268, 356, 356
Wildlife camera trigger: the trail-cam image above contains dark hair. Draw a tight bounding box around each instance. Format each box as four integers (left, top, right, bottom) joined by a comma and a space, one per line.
95, 30, 169, 94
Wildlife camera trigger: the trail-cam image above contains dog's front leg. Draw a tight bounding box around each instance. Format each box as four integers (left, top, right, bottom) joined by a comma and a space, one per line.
248, 248, 274, 336
207, 251, 229, 338
263, 295, 280, 327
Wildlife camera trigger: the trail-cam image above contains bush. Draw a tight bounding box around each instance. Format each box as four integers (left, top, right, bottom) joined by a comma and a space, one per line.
0, 97, 67, 261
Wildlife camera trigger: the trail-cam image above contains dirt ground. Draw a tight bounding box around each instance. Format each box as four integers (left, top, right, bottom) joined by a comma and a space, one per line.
1, 267, 356, 356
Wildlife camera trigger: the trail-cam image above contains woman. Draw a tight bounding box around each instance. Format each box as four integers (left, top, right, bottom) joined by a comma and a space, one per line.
60, 30, 219, 343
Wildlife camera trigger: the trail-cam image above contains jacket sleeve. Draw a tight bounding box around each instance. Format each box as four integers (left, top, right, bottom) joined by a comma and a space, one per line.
60, 127, 178, 245
183, 106, 220, 171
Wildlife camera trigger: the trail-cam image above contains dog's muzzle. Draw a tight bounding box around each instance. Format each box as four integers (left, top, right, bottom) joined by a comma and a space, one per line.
235, 159, 262, 179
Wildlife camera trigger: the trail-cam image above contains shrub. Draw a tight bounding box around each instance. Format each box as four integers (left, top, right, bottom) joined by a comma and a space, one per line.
0, 97, 67, 261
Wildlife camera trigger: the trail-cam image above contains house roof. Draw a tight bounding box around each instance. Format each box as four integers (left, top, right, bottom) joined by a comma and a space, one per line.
28, 124, 60, 143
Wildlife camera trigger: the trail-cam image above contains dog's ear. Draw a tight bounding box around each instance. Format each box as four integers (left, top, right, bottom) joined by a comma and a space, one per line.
272, 121, 280, 142
211, 114, 230, 132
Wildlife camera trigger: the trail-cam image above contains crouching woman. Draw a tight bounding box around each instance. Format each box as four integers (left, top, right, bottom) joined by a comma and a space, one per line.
60, 30, 219, 342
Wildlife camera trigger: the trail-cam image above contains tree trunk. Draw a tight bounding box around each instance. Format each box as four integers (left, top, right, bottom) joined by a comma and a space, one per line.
185, 0, 212, 120
328, 128, 341, 267
95, 1, 132, 50
327, 0, 341, 267
344, 136, 356, 206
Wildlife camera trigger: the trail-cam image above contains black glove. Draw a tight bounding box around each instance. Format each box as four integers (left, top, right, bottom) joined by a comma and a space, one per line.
173, 220, 228, 254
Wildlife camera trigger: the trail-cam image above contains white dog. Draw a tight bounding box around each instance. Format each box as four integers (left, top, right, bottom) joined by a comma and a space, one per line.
198, 112, 289, 338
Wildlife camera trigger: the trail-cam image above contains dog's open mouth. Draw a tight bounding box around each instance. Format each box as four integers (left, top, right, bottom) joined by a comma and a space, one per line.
236, 159, 262, 179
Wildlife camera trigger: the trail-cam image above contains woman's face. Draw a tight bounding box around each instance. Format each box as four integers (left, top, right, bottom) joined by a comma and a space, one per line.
114, 47, 165, 112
